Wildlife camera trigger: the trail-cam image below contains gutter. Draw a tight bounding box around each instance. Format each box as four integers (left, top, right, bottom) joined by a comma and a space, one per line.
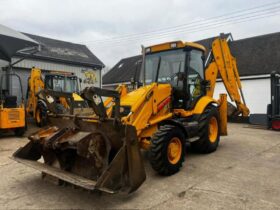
216, 74, 271, 82
102, 81, 131, 87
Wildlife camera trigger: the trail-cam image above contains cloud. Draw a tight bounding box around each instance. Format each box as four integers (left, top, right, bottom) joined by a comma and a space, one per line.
0, 0, 279, 67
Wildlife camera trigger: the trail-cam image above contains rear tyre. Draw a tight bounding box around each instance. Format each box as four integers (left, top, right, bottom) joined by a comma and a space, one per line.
149, 125, 185, 176
14, 127, 25, 137
191, 106, 220, 153
35, 102, 48, 127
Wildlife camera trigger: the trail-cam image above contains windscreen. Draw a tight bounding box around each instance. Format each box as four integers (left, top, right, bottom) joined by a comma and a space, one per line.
46, 75, 79, 93
52, 76, 64, 92
144, 49, 186, 85
65, 77, 78, 93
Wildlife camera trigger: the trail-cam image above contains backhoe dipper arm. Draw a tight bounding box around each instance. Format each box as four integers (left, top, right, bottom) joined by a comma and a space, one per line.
205, 37, 250, 117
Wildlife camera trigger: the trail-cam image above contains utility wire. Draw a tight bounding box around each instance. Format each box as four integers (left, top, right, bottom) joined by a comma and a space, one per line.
85, 2, 280, 43
90, 5, 280, 44
80, 1, 280, 45
87, 8, 280, 47
91, 8, 280, 46
95, 12, 280, 48
89, 7, 280, 45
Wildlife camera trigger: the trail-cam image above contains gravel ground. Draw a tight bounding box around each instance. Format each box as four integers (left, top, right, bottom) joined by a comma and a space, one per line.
0, 123, 279, 209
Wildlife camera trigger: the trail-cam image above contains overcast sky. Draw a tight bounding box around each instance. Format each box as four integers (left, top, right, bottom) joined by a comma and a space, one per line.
0, 0, 280, 68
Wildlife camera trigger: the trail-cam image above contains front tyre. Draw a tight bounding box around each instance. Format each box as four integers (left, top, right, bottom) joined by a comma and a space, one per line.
149, 125, 185, 176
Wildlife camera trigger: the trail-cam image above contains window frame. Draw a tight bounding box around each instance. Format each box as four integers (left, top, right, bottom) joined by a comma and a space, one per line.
143, 46, 206, 110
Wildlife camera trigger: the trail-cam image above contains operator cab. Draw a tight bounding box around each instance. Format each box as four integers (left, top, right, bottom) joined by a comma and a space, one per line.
0, 72, 24, 108
143, 41, 206, 110
44, 73, 80, 93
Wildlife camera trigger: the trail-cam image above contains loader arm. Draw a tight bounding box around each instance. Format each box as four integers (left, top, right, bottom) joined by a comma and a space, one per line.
205, 37, 250, 117
103, 84, 128, 117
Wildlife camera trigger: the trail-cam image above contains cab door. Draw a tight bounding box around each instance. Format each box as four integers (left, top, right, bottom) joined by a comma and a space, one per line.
185, 49, 205, 109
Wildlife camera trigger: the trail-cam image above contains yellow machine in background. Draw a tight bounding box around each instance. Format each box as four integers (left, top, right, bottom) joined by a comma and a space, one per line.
0, 73, 26, 136
13, 35, 248, 193
26, 68, 86, 126
0, 24, 39, 137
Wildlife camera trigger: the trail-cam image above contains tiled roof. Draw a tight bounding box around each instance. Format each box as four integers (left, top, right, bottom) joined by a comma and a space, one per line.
102, 55, 142, 84
17, 33, 104, 68
230, 32, 280, 76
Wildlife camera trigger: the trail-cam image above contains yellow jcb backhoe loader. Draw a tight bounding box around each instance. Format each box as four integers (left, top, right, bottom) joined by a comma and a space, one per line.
13, 35, 248, 194
26, 68, 88, 127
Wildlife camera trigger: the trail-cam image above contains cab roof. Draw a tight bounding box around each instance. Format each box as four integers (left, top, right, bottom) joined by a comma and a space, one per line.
145, 41, 206, 53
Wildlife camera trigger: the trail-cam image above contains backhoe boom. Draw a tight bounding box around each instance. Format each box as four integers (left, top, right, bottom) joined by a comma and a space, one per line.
205, 37, 250, 117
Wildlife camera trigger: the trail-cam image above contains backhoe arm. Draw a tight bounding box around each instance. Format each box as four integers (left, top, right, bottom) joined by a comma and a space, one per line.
26, 68, 45, 116
205, 37, 250, 117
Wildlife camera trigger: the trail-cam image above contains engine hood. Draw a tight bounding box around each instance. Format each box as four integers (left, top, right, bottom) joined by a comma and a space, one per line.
120, 84, 154, 107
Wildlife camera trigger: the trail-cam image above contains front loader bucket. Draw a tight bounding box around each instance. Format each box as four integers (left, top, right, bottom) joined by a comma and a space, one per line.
12, 117, 146, 194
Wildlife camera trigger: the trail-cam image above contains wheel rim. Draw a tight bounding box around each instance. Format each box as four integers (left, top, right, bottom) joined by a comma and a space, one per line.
167, 137, 182, 164
209, 116, 218, 143
36, 109, 41, 123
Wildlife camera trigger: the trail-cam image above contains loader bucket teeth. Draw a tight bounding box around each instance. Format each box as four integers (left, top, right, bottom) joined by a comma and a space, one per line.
12, 117, 146, 194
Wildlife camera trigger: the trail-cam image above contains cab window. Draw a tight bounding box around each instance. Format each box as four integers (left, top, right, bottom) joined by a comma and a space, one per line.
188, 50, 204, 101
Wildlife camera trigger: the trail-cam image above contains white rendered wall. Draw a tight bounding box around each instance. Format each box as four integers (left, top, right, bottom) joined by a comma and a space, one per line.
213, 78, 270, 114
